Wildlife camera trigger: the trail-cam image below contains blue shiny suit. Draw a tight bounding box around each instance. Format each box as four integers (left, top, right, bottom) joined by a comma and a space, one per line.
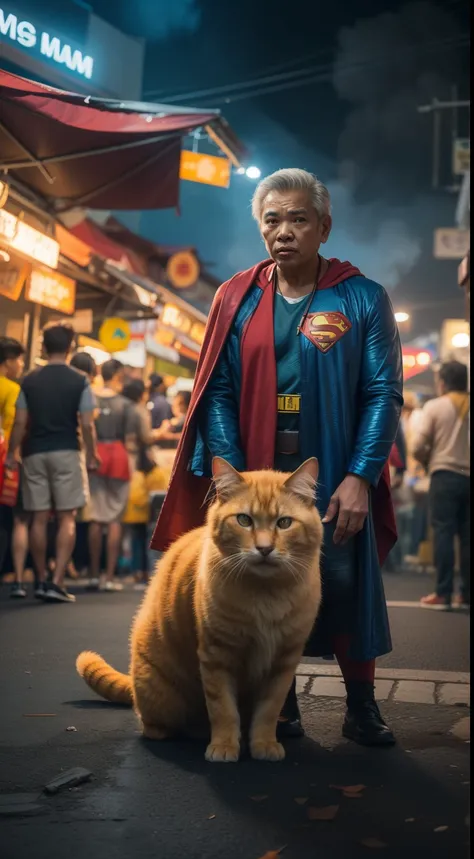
191, 276, 403, 660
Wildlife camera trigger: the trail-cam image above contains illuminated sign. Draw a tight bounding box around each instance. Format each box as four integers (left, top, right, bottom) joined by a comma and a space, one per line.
0, 210, 59, 268
0, 7, 94, 79
180, 151, 231, 189
26, 269, 76, 314
402, 348, 432, 380
167, 250, 200, 289
0, 253, 30, 301
161, 303, 205, 346
99, 317, 131, 353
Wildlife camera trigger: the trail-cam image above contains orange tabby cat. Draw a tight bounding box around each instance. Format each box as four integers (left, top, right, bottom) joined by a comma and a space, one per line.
76, 457, 322, 763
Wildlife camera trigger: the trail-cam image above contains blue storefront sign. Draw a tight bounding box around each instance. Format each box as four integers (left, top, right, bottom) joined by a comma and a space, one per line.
0, 1, 144, 99
0, 2, 94, 80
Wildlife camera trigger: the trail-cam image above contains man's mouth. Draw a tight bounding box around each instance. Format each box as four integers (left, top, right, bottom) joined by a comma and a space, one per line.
276, 247, 297, 256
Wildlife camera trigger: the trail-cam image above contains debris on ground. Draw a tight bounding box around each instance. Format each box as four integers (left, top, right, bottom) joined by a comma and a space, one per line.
293, 797, 308, 805
23, 713, 57, 717
250, 795, 268, 802
307, 804, 339, 821
434, 826, 449, 833
360, 837, 387, 849
256, 846, 287, 858
44, 767, 93, 795
330, 783, 366, 795
66, 726, 77, 732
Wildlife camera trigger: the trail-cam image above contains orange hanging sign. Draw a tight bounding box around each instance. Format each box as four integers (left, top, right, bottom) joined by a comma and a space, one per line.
179, 150, 231, 189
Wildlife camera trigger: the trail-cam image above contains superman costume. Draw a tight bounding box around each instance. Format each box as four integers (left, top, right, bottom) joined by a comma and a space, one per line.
151, 257, 403, 744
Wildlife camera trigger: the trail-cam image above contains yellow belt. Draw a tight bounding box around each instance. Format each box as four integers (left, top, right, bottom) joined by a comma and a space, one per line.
277, 394, 301, 413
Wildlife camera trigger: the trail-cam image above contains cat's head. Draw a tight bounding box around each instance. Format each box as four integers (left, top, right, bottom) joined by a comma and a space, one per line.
207, 457, 322, 579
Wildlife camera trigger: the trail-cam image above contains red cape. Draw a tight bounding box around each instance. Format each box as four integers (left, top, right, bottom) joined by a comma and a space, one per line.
151, 259, 397, 563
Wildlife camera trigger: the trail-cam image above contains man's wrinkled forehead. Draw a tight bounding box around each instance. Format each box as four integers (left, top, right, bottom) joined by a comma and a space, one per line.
262, 189, 313, 218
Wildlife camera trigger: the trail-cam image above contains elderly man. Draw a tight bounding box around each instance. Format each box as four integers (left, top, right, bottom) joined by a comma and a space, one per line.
151, 169, 403, 747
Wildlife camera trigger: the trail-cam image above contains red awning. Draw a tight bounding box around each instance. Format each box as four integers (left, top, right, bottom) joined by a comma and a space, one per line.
0, 70, 245, 212
70, 218, 146, 275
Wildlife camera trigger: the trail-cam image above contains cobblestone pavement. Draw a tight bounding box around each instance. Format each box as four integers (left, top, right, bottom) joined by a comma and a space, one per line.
296, 665, 470, 707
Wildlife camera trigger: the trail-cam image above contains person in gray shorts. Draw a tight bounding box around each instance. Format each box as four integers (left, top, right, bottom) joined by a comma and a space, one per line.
87, 359, 137, 592
7, 322, 99, 603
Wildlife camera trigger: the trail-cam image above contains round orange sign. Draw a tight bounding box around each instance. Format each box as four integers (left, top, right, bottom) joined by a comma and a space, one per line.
166, 251, 200, 289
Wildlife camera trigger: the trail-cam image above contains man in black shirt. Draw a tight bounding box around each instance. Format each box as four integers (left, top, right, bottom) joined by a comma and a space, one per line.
7, 323, 99, 603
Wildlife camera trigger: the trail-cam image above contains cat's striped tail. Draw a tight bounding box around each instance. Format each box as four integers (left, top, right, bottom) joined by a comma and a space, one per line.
76, 651, 133, 706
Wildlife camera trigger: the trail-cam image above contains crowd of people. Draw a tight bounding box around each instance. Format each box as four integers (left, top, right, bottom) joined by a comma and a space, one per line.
0, 323, 190, 603
0, 322, 470, 613
386, 360, 470, 610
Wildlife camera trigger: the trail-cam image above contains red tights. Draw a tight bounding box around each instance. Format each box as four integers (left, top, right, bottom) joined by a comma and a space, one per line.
332, 635, 376, 684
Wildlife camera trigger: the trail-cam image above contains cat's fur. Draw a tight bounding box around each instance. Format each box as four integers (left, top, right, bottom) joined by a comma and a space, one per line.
76, 457, 323, 763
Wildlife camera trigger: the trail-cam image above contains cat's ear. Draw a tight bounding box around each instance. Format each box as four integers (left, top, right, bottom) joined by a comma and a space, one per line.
283, 458, 318, 505
212, 457, 245, 499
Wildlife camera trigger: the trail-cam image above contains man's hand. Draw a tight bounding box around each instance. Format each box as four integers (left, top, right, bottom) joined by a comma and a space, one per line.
87, 453, 101, 472
4, 453, 18, 472
391, 472, 403, 490
322, 474, 370, 545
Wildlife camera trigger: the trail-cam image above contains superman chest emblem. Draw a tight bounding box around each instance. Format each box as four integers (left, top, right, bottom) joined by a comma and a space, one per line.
301, 311, 352, 353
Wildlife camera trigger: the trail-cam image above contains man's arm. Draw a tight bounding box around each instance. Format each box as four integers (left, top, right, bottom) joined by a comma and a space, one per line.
411, 404, 435, 466
1, 383, 20, 444
78, 383, 99, 468
6, 390, 28, 467
348, 288, 403, 485
197, 340, 245, 471
324, 288, 403, 543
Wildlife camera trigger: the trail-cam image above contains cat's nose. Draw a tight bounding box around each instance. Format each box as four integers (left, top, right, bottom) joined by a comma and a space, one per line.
256, 546, 274, 558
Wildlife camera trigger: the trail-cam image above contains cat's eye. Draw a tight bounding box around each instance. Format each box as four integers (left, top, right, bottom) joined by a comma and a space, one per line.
277, 517, 293, 530
236, 514, 253, 528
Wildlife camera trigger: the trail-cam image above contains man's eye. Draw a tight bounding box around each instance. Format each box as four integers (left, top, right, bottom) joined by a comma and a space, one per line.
236, 514, 253, 528
277, 517, 293, 529
294, 217, 306, 223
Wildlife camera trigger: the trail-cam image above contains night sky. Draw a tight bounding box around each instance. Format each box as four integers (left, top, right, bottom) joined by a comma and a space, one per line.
88, 0, 470, 338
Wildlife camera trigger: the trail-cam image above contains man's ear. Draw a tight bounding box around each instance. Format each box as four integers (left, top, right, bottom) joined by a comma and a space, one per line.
283, 458, 318, 505
212, 457, 245, 499
320, 215, 332, 244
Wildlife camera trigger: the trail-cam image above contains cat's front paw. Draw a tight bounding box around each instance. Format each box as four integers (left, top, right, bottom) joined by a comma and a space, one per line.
250, 739, 286, 762
205, 741, 240, 763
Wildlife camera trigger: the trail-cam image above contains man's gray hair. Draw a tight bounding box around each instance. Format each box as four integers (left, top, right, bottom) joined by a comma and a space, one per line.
251, 168, 331, 222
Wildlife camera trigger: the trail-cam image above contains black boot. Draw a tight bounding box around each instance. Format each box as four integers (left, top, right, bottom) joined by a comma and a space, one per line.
343, 681, 396, 747
276, 678, 305, 739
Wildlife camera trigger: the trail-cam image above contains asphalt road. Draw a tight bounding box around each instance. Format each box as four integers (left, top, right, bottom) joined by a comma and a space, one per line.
0, 578, 470, 859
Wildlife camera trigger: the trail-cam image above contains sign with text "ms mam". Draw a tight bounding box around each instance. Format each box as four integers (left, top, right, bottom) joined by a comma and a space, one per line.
0, 6, 94, 80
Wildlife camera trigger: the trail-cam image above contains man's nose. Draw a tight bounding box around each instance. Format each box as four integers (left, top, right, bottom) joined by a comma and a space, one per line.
256, 545, 273, 557
277, 223, 294, 241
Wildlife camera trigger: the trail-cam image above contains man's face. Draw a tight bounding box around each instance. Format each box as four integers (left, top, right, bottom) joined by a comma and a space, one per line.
114, 370, 125, 392
5, 354, 24, 381
259, 189, 332, 270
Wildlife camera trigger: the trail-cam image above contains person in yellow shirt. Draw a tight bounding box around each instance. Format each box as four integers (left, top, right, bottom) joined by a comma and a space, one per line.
0, 336, 24, 447
0, 337, 25, 595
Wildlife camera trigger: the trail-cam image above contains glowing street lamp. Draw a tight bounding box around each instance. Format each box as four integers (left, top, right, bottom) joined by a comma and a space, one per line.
451, 332, 470, 349
245, 166, 261, 180
416, 351, 432, 367
395, 311, 410, 324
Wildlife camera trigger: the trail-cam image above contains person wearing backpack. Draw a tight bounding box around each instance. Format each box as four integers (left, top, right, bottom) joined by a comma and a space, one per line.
413, 361, 470, 610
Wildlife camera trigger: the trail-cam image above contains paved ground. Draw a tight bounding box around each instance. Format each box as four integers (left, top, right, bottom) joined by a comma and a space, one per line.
0, 572, 470, 859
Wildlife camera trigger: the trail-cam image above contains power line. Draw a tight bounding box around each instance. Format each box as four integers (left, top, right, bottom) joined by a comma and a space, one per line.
143, 46, 335, 99
147, 34, 469, 106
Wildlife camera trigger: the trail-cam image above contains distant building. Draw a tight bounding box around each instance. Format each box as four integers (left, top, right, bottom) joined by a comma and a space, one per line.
0, 0, 144, 98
